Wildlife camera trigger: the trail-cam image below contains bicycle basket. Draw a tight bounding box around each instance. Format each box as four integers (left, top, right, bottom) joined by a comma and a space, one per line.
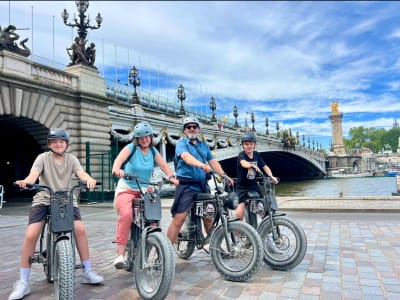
50, 192, 74, 233
143, 193, 161, 221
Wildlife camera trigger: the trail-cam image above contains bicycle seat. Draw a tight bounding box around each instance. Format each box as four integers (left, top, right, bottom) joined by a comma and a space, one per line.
247, 191, 259, 198
196, 193, 215, 201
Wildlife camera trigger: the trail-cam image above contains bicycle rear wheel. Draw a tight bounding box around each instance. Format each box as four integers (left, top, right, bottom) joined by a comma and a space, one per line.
135, 231, 175, 300
54, 239, 75, 299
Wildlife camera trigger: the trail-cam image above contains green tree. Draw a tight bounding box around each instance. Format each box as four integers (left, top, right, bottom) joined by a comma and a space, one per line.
343, 126, 394, 153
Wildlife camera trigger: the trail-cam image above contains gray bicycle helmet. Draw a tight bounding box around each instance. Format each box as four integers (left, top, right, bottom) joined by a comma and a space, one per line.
47, 128, 70, 143
241, 132, 257, 143
133, 122, 153, 138
182, 116, 201, 130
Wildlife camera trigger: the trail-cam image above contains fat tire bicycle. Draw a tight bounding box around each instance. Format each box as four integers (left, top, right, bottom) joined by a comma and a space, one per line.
14, 181, 97, 300
173, 172, 263, 282
243, 171, 307, 271
120, 174, 175, 300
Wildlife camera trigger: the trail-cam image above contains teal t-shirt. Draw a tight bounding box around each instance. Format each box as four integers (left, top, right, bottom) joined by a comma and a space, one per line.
122, 144, 158, 189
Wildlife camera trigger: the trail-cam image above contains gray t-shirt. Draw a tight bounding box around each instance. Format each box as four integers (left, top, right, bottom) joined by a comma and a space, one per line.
31, 151, 83, 206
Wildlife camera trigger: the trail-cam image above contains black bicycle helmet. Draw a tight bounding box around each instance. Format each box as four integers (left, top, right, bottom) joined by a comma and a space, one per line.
241, 132, 257, 143
47, 128, 70, 143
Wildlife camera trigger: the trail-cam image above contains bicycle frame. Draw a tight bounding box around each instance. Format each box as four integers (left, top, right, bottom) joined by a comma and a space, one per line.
123, 174, 163, 270
121, 173, 175, 300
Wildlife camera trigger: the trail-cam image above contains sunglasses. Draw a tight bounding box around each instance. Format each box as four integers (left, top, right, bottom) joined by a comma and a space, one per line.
185, 125, 198, 130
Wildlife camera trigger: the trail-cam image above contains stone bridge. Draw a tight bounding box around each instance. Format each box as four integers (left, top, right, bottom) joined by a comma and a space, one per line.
0, 50, 326, 195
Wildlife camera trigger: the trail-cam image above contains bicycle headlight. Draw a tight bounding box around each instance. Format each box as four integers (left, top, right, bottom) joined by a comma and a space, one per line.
224, 192, 239, 210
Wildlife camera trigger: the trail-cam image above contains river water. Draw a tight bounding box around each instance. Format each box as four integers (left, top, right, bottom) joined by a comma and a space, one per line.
275, 176, 398, 197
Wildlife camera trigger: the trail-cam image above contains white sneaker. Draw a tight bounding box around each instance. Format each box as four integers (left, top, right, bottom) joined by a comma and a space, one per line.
8, 280, 31, 300
82, 269, 104, 284
266, 235, 284, 254
113, 255, 125, 269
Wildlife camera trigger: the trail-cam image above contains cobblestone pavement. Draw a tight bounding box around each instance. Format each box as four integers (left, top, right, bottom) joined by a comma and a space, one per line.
1, 199, 400, 299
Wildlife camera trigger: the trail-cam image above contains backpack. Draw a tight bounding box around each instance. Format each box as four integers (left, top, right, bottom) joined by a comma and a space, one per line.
121, 145, 156, 170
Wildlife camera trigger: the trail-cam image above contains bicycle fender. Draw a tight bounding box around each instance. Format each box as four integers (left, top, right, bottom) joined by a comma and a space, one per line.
55, 234, 70, 243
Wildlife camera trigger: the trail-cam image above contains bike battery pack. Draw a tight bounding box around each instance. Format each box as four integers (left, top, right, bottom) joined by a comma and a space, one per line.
143, 193, 162, 221
50, 200, 74, 233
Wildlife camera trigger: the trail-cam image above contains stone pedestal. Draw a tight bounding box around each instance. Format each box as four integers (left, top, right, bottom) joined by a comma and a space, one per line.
329, 113, 346, 154
65, 65, 105, 97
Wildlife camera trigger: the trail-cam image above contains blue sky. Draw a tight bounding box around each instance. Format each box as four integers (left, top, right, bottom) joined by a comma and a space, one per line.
2, 1, 400, 151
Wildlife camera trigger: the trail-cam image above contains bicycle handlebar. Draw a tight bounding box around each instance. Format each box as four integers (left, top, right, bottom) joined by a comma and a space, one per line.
13, 182, 101, 194
120, 173, 162, 188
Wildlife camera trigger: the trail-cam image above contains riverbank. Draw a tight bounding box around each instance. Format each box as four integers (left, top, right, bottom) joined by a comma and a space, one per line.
80, 195, 400, 213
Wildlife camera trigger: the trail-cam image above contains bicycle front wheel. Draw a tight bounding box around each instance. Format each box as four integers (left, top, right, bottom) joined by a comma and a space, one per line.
54, 239, 75, 300
210, 221, 263, 282
135, 231, 176, 300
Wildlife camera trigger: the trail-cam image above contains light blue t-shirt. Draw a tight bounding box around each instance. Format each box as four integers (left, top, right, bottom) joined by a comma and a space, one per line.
122, 144, 158, 189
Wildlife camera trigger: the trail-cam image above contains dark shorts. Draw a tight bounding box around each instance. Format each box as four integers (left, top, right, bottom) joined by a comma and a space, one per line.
28, 205, 82, 225
170, 184, 199, 216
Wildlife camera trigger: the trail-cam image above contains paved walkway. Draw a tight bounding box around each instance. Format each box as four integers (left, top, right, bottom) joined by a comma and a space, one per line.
1, 197, 400, 299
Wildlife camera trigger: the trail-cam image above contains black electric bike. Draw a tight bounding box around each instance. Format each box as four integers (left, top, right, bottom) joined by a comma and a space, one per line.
14, 181, 95, 300
120, 174, 175, 300
173, 172, 263, 282
243, 170, 307, 271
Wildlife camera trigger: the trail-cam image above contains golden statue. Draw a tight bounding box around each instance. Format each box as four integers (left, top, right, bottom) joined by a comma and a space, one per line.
330, 102, 339, 114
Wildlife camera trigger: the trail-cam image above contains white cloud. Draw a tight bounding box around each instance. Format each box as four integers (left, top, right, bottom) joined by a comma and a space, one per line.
1, 1, 400, 151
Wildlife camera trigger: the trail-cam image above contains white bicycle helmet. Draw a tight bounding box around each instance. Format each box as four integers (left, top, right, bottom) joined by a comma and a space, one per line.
183, 116, 201, 130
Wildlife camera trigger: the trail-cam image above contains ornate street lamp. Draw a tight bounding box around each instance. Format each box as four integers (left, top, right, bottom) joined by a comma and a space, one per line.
276, 122, 280, 136
210, 96, 217, 123
128, 66, 141, 104
61, 1, 102, 40
265, 117, 269, 135
250, 112, 255, 132
296, 131, 300, 145
303, 134, 305, 147
62, 1, 102, 68
233, 105, 239, 128
177, 84, 186, 115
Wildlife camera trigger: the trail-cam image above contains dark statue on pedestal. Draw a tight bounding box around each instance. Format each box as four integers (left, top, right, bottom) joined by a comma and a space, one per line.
0, 25, 31, 57
67, 36, 96, 69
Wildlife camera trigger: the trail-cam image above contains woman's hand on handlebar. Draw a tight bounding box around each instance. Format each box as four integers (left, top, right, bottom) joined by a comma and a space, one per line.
112, 169, 125, 178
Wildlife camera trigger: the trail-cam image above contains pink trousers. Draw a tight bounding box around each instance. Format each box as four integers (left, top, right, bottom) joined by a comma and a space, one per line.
114, 190, 141, 245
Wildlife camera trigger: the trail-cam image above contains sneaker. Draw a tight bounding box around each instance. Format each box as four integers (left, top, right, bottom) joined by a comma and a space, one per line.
266, 235, 284, 254
113, 255, 125, 269
82, 269, 104, 284
8, 280, 31, 300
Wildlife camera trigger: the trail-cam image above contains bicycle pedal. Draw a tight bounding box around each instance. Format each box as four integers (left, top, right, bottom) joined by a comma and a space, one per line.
29, 254, 40, 263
